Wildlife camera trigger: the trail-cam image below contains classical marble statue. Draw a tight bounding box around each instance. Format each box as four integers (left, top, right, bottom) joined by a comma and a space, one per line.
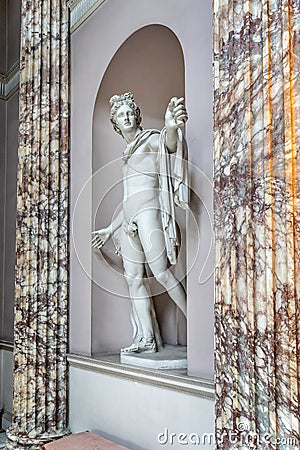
92, 92, 188, 354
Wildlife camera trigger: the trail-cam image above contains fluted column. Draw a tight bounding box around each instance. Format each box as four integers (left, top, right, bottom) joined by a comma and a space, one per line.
214, 1, 300, 449
6, 1, 70, 448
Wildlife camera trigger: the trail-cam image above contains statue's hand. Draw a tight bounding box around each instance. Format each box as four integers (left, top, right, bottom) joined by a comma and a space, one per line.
165, 97, 188, 131
91, 227, 111, 250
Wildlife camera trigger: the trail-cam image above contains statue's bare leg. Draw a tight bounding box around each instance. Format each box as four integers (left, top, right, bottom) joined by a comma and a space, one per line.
136, 209, 187, 317
120, 227, 157, 352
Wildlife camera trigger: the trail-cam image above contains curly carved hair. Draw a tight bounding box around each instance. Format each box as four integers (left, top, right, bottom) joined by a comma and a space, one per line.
109, 92, 142, 137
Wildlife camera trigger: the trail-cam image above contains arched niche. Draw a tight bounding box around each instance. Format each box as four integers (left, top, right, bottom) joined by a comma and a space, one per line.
91, 24, 186, 355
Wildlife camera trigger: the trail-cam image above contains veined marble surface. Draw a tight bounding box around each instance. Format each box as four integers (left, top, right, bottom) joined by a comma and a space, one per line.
6, 1, 70, 448
214, 1, 300, 449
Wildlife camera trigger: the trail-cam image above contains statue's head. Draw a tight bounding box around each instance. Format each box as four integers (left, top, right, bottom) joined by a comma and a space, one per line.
109, 92, 142, 137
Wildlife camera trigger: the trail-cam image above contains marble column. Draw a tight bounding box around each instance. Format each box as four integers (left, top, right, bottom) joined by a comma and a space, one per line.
6, 1, 70, 448
214, 1, 300, 449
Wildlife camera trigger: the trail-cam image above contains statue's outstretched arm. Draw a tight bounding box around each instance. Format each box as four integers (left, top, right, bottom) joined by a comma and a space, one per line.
92, 210, 123, 250
164, 97, 188, 153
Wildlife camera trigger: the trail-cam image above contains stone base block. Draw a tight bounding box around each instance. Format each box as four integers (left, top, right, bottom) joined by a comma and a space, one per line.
120, 344, 187, 369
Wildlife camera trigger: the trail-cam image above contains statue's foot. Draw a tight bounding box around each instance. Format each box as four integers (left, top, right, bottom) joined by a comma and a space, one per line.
121, 337, 157, 354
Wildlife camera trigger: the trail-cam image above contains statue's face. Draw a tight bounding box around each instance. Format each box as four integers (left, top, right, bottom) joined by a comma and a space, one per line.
115, 104, 137, 134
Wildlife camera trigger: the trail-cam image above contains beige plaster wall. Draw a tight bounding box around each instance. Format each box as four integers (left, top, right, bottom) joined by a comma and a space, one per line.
70, 0, 213, 378
0, 346, 13, 429
0, 0, 20, 341
0, 1, 6, 334
0, 0, 6, 73
69, 364, 214, 450
0, 101, 5, 335
2, 92, 19, 340
7, 0, 21, 68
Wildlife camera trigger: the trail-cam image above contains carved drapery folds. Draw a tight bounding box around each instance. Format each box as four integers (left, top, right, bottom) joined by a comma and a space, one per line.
214, 1, 300, 449
6, 1, 69, 448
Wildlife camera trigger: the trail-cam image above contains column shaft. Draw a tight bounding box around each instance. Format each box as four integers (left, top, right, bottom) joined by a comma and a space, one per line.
7, 1, 70, 448
214, 1, 300, 448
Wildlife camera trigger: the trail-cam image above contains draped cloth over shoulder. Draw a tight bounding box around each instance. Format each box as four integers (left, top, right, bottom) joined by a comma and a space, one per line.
158, 127, 188, 265
121, 127, 188, 265
122, 129, 159, 162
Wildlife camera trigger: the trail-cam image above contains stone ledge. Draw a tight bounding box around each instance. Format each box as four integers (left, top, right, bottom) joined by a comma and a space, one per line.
0, 340, 14, 352
67, 352, 214, 399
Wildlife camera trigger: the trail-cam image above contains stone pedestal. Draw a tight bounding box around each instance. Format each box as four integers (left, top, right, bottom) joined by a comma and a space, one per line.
120, 345, 187, 369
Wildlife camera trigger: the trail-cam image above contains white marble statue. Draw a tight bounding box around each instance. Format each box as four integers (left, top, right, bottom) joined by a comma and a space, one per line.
92, 92, 188, 354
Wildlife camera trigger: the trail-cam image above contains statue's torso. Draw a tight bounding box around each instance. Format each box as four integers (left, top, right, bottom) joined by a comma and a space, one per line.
122, 134, 160, 221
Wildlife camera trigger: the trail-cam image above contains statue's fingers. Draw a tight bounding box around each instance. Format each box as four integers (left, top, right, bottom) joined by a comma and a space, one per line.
174, 97, 184, 106
174, 106, 187, 115
92, 238, 100, 246
92, 236, 102, 247
168, 97, 177, 109
92, 240, 103, 250
176, 113, 188, 122
173, 105, 187, 116
174, 111, 188, 122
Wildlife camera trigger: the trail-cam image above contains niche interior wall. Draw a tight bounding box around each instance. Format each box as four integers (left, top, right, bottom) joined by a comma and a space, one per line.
70, 0, 213, 378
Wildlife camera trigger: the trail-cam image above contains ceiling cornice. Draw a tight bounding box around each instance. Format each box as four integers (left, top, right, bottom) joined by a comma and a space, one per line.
67, 0, 106, 33
0, 61, 20, 101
